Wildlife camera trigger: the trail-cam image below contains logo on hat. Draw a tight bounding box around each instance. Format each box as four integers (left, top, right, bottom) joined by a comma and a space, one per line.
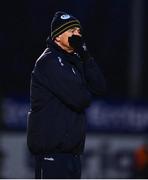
60, 14, 70, 20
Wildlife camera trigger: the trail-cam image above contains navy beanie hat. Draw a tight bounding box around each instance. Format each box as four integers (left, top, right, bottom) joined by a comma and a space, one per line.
51, 11, 81, 40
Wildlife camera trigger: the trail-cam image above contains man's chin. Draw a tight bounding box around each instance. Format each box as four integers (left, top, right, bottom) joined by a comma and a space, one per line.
68, 46, 74, 52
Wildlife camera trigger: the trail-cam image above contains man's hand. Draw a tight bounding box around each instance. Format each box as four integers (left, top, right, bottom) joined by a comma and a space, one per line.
68, 35, 90, 60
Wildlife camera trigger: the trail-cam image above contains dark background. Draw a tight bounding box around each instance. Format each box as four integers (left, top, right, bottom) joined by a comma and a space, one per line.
1, 0, 148, 101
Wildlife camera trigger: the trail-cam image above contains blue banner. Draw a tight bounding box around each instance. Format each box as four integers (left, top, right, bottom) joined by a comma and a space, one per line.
86, 100, 148, 133
1, 97, 148, 133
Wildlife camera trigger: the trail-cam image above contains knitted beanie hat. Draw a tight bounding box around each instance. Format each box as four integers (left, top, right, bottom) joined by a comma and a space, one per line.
51, 11, 81, 40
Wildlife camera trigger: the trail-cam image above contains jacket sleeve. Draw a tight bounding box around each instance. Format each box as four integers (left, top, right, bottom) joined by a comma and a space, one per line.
33, 55, 92, 112
83, 57, 106, 96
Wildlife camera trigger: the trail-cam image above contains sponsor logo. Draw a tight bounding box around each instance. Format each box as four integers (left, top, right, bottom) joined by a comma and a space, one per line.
44, 157, 55, 161
61, 14, 70, 19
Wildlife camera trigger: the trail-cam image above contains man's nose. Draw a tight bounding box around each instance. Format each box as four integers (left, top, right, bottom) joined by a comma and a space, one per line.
73, 30, 81, 36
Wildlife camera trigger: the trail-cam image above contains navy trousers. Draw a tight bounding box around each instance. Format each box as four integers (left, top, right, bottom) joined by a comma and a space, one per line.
35, 153, 81, 179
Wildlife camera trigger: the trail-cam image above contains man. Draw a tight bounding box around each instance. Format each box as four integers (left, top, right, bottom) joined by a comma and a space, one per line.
27, 11, 105, 179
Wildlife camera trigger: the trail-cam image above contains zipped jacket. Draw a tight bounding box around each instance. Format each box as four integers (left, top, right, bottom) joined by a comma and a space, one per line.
27, 40, 105, 155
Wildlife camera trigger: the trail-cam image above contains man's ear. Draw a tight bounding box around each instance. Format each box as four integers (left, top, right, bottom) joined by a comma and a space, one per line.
55, 35, 61, 42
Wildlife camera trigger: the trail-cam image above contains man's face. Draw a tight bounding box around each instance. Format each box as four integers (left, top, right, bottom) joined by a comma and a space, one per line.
55, 27, 81, 52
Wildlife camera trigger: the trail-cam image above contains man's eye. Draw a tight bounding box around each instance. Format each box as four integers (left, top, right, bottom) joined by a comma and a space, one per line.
69, 29, 73, 32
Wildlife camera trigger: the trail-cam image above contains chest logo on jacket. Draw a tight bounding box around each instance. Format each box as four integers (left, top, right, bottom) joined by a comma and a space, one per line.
58, 56, 64, 66
72, 67, 76, 75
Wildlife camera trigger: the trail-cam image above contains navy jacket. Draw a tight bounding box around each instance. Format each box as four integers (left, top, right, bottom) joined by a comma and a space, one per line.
27, 40, 105, 155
